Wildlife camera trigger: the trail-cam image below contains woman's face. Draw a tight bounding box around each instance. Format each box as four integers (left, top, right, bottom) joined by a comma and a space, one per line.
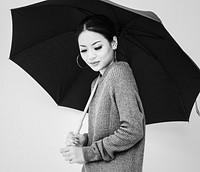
78, 30, 115, 75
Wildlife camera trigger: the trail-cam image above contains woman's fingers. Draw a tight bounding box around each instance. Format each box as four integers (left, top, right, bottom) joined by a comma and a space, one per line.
60, 146, 73, 160
60, 146, 84, 164
60, 146, 69, 154
60, 146, 75, 163
61, 132, 86, 164
65, 139, 76, 146
67, 132, 74, 138
65, 132, 79, 146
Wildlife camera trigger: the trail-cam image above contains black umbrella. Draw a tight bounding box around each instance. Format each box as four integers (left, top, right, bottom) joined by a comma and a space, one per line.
9, 0, 200, 124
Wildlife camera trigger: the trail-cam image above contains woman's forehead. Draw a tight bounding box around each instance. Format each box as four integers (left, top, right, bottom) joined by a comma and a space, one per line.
78, 30, 107, 46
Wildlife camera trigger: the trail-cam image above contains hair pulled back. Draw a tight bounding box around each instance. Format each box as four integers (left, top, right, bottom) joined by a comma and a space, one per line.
76, 15, 117, 43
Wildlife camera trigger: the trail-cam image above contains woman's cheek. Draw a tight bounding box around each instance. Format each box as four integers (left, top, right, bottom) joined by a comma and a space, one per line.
81, 54, 87, 63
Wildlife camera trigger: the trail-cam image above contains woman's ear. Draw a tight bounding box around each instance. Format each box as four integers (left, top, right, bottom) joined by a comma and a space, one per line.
112, 36, 118, 50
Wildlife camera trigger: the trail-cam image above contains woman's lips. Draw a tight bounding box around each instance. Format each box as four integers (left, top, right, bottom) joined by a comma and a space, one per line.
90, 61, 100, 66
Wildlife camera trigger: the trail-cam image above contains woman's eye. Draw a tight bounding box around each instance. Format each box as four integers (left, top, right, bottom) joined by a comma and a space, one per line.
94, 46, 102, 50
81, 49, 87, 53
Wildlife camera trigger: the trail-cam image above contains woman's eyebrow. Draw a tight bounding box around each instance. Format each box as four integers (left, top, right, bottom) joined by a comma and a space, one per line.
79, 41, 101, 47
92, 41, 101, 45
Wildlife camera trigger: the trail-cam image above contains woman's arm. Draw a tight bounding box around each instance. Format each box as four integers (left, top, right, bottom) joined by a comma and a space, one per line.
82, 64, 145, 162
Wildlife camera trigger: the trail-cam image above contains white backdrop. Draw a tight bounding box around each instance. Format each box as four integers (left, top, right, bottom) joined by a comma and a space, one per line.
0, 0, 200, 172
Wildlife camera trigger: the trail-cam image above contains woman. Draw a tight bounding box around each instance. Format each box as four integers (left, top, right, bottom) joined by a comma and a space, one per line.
60, 15, 145, 172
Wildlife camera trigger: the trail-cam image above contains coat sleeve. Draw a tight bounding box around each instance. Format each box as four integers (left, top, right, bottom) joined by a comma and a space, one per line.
82, 64, 145, 163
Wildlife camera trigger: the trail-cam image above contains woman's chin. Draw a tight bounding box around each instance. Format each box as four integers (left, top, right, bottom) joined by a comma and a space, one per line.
91, 68, 100, 73
89, 65, 101, 72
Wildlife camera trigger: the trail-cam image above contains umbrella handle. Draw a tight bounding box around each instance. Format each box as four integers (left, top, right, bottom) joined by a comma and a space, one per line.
75, 76, 100, 134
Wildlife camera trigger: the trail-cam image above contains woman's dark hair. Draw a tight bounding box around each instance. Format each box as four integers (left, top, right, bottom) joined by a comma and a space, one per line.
76, 15, 117, 43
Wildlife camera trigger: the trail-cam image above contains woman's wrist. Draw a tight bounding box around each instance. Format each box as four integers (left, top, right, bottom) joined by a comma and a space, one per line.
82, 133, 88, 146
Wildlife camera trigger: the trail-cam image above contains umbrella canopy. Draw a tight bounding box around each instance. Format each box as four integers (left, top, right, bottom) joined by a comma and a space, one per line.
10, 0, 200, 124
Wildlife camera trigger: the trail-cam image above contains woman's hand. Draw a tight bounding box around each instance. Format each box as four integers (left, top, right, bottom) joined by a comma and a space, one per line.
66, 132, 87, 147
60, 131, 87, 164
60, 146, 85, 164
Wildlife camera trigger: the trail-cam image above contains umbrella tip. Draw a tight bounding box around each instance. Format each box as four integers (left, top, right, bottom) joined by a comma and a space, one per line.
195, 100, 200, 117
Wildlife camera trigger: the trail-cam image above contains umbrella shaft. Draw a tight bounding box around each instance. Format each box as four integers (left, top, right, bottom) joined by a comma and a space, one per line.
75, 76, 100, 134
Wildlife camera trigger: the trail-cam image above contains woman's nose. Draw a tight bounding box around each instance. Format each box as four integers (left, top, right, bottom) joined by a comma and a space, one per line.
88, 50, 96, 60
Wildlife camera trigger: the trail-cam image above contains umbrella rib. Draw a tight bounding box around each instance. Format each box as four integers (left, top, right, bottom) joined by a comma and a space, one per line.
107, 5, 159, 57
124, 30, 189, 119
108, 4, 155, 59
11, 6, 97, 57
122, 33, 154, 57
122, 29, 164, 39
10, 30, 78, 58
107, 5, 186, 111
58, 70, 82, 106
108, 4, 124, 34
77, 7, 94, 16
